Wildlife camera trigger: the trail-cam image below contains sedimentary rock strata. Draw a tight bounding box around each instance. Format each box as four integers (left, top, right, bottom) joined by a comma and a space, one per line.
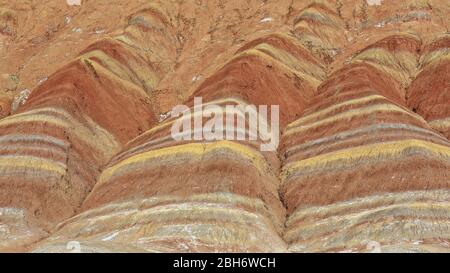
0, 0, 449, 252
32, 94, 286, 252
408, 35, 450, 139
280, 64, 450, 252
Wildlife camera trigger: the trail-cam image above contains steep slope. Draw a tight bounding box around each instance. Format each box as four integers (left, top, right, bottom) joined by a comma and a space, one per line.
0, 1, 180, 251
0, 0, 448, 253
407, 35, 450, 139
280, 62, 450, 252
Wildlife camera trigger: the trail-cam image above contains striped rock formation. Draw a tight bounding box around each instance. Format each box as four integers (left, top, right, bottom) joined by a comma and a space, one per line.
408, 35, 450, 139
192, 33, 324, 127
291, 1, 348, 64
280, 62, 450, 252
0, 0, 449, 253
0, 2, 180, 251
31, 31, 324, 252
31, 97, 284, 252
0, 58, 157, 251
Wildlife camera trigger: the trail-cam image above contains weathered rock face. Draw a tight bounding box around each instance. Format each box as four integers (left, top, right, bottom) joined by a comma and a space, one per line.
280, 63, 450, 252
407, 35, 450, 139
0, 0, 449, 253
34, 97, 287, 252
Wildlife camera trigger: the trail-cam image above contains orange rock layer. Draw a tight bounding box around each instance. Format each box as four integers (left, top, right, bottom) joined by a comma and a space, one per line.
0, 0, 449, 252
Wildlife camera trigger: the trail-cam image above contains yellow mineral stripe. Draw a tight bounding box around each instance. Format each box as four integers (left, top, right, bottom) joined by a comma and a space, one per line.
233, 49, 321, 89
81, 58, 155, 98
0, 108, 119, 158
353, 48, 415, 70
287, 94, 386, 129
114, 35, 137, 48
0, 114, 73, 129
294, 7, 340, 28
99, 141, 268, 184
285, 103, 426, 136
79, 50, 159, 90
252, 43, 325, 81
351, 48, 417, 85
429, 118, 450, 131
283, 139, 450, 181
0, 156, 66, 176
420, 49, 450, 68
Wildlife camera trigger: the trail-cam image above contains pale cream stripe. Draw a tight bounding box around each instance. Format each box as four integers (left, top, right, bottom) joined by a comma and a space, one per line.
285, 103, 427, 136
98, 141, 268, 185
286, 94, 386, 129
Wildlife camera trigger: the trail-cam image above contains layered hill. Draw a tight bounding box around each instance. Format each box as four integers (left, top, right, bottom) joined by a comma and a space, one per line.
0, 0, 449, 252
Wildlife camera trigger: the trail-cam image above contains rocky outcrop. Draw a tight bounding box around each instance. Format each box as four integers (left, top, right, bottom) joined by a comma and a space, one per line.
0, 0, 449, 252
407, 35, 450, 139
0, 1, 180, 251
280, 63, 450, 252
